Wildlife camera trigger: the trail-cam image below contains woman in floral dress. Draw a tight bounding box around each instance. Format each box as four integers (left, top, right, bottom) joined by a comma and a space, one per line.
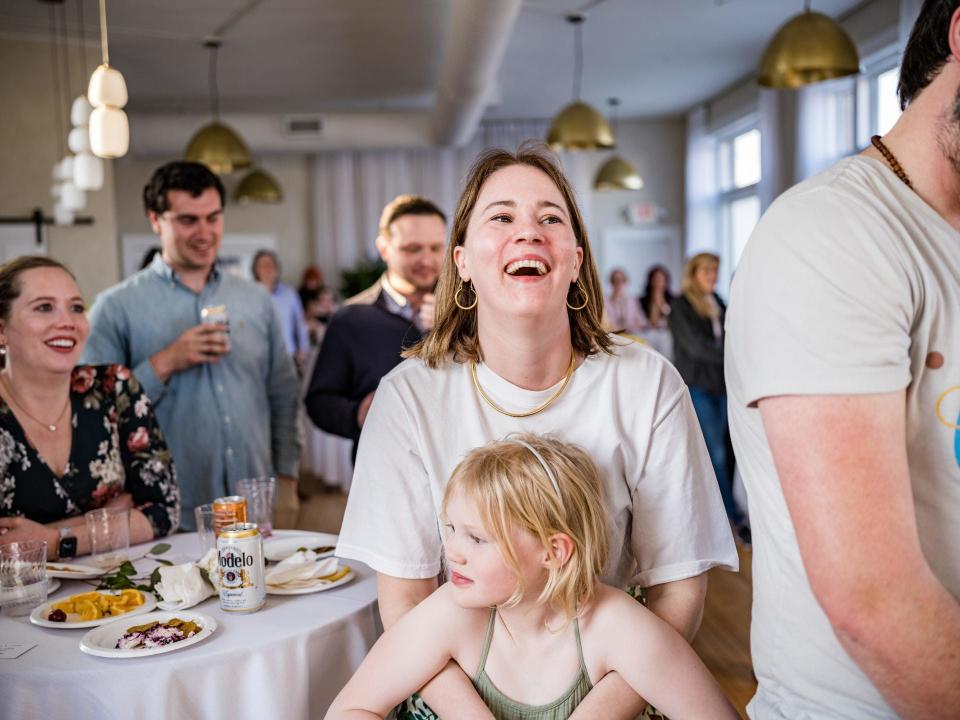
0, 257, 179, 558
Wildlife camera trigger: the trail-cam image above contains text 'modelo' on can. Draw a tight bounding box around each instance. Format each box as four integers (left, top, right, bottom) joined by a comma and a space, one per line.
217, 522, 265, 613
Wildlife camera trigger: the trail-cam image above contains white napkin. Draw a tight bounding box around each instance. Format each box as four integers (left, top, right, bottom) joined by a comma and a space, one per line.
155, 551, 218, 610
265, 550, 340, 587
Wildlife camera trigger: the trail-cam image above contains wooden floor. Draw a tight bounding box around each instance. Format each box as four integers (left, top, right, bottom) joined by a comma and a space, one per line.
692, 545, 756, 718
292, 485, 757, 717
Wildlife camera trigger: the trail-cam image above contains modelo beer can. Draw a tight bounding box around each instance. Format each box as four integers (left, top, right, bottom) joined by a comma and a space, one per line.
213, 495, 247, 536
217, 522, 265, 613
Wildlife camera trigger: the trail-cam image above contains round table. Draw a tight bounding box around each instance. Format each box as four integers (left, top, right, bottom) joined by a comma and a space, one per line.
0, 531, 381, 720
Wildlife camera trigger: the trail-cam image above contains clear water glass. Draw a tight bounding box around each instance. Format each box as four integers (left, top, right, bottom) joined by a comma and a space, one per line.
0, 539, 48, 617
85, 507, 130, 570
235, 477, 276, 538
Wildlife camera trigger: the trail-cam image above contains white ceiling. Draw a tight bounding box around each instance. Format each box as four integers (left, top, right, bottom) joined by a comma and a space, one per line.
2, 0, 866, 124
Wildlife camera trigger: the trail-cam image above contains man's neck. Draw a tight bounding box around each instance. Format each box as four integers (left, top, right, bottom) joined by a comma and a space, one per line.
475, 308, 575, 391
165, 256, 214, 294
865, 71, 960, 231
383, 271, 426, 306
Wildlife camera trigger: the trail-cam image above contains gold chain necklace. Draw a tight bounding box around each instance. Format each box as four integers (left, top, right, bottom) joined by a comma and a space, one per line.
0, 377, 71, 432
870, 135, 913, 189
469, 351, 576, 418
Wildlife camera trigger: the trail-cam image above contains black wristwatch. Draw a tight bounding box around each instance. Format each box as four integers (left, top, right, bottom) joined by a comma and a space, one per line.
57, 527, 77, 560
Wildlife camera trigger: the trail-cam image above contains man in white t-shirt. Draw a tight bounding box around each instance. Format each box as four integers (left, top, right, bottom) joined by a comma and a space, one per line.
726, 2, 960, 718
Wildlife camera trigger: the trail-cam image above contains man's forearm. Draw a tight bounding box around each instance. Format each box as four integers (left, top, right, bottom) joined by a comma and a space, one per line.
826, 572, 960, 719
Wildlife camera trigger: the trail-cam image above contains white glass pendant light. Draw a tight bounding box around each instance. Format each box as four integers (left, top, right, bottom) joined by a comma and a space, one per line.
87, 0, 129, 158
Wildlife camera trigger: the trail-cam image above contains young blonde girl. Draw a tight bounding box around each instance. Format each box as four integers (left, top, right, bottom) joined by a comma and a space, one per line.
326, 434, 737, 719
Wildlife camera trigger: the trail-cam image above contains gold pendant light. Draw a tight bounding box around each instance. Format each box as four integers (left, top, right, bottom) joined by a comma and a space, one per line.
235, 168, 283, 204
593, 98, 642, 191
546, 14, 614, 151
758, 2, 860, 89
184, 38, 251, 175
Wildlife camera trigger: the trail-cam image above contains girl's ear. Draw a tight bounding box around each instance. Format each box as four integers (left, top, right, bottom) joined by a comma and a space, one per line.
543, 533, 574, 569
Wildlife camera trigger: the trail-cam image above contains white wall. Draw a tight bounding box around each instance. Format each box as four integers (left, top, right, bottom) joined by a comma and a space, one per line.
0, 37, 119, 300
585, 116, 686, 294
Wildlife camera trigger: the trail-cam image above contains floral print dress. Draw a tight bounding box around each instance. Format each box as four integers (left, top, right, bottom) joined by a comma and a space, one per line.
0, 364, 180, 537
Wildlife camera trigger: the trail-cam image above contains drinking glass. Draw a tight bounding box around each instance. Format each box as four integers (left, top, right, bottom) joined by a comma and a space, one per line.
0, 540, 48, 617
85, 507, 130, 570
235, 477, 277, 538
194, 503, 217, 557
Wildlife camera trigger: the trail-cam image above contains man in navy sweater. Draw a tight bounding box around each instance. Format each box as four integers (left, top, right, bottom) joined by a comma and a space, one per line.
305, 195, 446, 461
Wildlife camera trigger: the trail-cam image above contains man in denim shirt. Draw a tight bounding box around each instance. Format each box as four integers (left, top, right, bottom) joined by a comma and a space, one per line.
83, 162, 301, 528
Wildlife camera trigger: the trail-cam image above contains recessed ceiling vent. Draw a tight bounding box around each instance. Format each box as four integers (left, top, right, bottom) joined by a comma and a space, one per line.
285, 116, 322, 135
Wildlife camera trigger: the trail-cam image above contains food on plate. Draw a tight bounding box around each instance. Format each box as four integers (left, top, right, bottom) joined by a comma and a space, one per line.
319, 566, 351, 583
50, 589, 145, 621
116, 618, 201, 649
295, 545, 335, 554
47, 564, 85, 573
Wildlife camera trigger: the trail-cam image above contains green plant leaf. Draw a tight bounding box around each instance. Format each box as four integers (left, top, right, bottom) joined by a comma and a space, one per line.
154, 558, 173, 566
117, 561, 137, 576
149, 543, 171, 555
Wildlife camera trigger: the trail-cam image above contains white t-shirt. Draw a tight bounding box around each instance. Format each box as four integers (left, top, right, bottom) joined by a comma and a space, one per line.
726, 156, 960, 719
337, 336, 738, 589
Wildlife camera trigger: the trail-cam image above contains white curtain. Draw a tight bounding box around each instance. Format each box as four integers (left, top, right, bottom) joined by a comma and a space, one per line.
795, 75, 857, 182
310, 119, 566, 279
683, 103, 719, 255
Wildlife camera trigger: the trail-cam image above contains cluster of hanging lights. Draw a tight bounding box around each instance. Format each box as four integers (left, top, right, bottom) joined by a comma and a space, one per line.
183, 38, 282, 203
544, 14, 640, 192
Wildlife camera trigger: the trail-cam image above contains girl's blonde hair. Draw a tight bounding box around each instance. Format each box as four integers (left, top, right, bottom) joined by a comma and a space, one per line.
681, 252, 720, 319
441, 434, 609, 625
405, 143, 613, 368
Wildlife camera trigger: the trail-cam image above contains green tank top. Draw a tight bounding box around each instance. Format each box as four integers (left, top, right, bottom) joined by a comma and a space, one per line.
471, 608, 593, 720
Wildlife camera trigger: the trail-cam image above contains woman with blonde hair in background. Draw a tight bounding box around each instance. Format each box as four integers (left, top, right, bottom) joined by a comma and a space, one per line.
334, 144, 737, 719
670, 253, 747, 541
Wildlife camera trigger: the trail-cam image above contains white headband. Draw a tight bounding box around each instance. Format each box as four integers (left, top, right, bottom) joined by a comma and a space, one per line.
505, 436, 564, 506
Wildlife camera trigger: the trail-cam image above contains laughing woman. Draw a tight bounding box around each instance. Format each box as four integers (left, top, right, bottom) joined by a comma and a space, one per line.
335, 145, 737, 718
0, 257, 179, 560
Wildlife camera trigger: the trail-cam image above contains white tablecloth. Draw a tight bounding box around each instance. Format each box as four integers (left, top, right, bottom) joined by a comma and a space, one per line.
0, 531, 381, 720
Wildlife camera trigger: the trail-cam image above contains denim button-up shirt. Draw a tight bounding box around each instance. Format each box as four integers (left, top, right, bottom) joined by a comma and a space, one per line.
82, 256, 301, 528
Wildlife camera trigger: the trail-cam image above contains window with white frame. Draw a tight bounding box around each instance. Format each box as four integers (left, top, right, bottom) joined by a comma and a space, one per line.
715, 125, 761, 294
857, 51, 903, 147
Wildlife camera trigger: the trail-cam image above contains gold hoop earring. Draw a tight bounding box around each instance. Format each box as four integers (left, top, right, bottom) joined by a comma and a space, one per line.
566, 279, 588, 311
455, 280, 478, 310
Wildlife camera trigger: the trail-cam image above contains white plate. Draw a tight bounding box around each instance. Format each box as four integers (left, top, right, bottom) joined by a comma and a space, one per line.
266, 567, 355, 595
79, 610, 216, 659
263, 532, 338, 563
29, 589, 157, 629
46, 578, 61, 595
46, 562, 105, 580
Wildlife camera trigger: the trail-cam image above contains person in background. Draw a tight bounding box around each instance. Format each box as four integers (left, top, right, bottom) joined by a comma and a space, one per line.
640, 265, 672, 328
605, 267, 647, 336
726, 1, 960, 717
669, 253, 747, 542
298, 264, 324, 309
82, 161, 301, 530
639, 265, 673, 359
302, 285, 338, 347
304, 194, 446, 462
0, 256, 179, 558
336, 146, 736, 719
252, 249, 310, 371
